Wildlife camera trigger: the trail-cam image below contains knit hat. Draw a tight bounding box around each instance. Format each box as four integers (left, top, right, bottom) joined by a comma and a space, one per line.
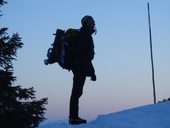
81, 15, 95, 28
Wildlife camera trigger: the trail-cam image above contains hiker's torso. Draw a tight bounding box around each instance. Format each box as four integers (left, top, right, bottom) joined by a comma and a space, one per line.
73, 27, 95, 75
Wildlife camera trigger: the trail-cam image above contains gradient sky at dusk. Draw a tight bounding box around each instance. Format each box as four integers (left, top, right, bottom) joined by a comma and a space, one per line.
1, 0, 170, 120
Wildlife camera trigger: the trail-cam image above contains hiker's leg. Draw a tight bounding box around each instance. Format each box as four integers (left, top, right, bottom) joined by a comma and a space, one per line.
69, 73, 86, 118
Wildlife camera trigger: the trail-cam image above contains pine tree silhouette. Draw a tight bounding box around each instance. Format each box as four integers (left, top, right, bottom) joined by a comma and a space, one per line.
0, 1, 48, 127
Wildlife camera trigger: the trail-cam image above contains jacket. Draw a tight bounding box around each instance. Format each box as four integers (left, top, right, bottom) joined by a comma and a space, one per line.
73, 27, 95, 77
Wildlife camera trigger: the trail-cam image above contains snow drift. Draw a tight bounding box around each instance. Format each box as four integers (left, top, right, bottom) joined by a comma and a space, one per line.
39, 101, 170, 128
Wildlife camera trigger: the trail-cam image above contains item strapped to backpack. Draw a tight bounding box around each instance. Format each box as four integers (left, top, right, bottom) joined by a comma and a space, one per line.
44, 28, 79, 71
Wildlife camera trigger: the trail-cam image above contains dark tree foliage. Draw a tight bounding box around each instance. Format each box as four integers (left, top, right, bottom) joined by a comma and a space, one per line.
0, 1, 48, 128
0, 28, 23, 70
158, 97, 170, 103
0, 0, 7, 16
0, 0, 7, 6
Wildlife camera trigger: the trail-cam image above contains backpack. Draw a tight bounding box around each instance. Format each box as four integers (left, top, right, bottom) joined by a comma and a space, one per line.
44, 28, 79, 71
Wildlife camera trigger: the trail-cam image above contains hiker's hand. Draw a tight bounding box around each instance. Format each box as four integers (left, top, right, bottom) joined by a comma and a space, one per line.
91, 74, 96, 81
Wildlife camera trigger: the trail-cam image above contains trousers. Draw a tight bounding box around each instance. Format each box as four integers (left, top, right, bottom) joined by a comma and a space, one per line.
69, 70, 86, 118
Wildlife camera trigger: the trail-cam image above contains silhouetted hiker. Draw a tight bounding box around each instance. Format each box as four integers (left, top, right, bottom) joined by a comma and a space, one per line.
69, 15, 97, 125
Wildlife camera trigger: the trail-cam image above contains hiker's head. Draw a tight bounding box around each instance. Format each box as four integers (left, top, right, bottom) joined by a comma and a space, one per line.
81, 15, 97, 35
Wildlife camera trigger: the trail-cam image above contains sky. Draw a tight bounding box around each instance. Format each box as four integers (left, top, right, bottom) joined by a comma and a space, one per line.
1, 0, 170, 120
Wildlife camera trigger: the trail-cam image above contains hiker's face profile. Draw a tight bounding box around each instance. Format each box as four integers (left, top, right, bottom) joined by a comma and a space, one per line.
88, 18, 95, 28
81, 16, 97, 34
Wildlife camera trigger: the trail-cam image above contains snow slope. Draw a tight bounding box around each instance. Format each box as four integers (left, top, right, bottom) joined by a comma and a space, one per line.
39, 101, 170, 128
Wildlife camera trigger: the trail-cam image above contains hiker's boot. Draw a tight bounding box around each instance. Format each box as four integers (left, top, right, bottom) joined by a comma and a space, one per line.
69, 117, 87, 125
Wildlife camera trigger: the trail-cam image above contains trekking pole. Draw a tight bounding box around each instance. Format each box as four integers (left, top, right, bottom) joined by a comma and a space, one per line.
147, 2, 157, 104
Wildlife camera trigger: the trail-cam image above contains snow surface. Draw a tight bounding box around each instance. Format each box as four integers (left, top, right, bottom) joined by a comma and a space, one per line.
39, 101, 170, 128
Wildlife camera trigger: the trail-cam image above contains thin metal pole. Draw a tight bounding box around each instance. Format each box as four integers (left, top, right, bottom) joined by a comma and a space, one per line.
147, 2, 156, 104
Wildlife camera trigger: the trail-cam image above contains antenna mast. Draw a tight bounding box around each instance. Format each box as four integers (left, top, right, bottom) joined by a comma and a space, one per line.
147, 2, 157, 104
